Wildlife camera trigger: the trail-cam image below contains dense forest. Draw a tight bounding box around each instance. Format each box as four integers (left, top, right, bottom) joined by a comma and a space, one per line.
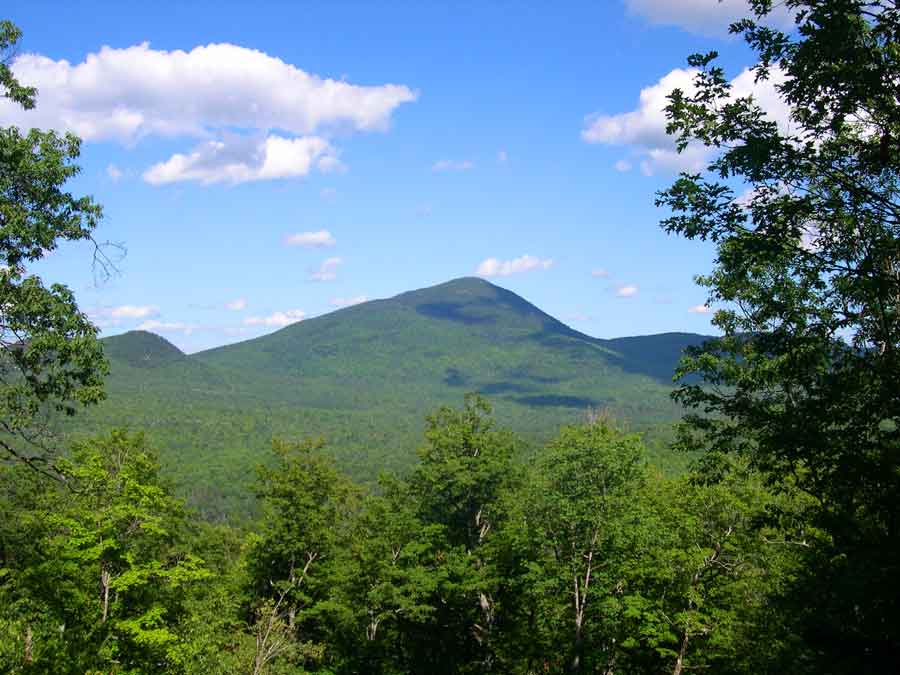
1, 401, 809, 674
2, 1, 900, 673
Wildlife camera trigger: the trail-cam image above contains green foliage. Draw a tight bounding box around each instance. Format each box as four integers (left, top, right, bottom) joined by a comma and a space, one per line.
0, 430, 208, 673
245, 438, 360, 673
0, 20, 107, 474
1, 399, 809, 674
636, 465, 810, 674
325, 477, 445, 673
657, 0, 900, 669
0, 21, 36, 108
507, 422, 648, 673
411, 394, 519, 551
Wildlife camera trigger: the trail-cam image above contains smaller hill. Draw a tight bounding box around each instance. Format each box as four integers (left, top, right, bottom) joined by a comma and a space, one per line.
602, 333, 711, 383
101, 331, 184, 368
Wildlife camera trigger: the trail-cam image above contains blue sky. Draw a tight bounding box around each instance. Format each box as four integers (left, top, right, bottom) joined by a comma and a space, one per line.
4, 1, 791, 352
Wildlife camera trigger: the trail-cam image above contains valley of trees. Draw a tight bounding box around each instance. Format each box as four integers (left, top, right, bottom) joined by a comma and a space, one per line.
2, 1, 900, 673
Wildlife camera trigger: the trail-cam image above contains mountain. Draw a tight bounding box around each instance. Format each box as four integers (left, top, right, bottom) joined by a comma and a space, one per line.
101, 330, 185, 368
70, 277, 709, 517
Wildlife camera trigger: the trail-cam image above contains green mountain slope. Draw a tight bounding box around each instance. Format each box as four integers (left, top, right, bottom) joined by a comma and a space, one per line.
101, 330, 185, 368
70, 277, 709, 517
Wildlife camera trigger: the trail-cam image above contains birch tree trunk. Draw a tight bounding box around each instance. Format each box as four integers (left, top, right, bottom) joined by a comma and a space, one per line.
100, 563, 111, 624
672, 632, 689, 675
23, 625, 33, 665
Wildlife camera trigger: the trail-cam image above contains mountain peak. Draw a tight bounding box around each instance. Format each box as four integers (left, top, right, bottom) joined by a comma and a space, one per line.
396, 276, 497, 299
388, 276, 568, 332
101, 330, 184, 368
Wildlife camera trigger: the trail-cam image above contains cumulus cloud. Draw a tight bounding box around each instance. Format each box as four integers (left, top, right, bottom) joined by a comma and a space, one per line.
90, 318, 121, 328
591, 268, 610, 278
88, 304, 158, 327
284, 229, 336, 248
1, 42, 415, 185
476, 255, 554, 278
109, 304, 159, 319
243, 309, 306, 327
582, 65, 790, 174
330, 295, 369, 308
624, 0, 795, 37
138, 319, 193, 334
225, 298, 247, 311
432, 159, 474, 172
688, 303, 712, 314
143, 134, 340, 185
615, 285, 639, 298
2, 42, 417, 142
309, 257, 342, 282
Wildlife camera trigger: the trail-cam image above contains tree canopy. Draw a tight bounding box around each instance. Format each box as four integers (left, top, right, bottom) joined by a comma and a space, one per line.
658, 0, 900, 668
0, 20, 109, 475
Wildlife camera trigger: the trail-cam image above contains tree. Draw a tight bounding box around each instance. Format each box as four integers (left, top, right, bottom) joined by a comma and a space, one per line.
246, 438, 360, 673
657, 1, 900, 668
326, 476, 446, 674
0, 430, 209, 673
635, 466, 808, 675
0, 20, 111, 475
508, 422, 647, 674
410, 394, 518, 553
405, 394, 520, 673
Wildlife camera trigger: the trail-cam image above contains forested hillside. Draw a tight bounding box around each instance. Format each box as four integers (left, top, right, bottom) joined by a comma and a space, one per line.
72, 277, 704, 517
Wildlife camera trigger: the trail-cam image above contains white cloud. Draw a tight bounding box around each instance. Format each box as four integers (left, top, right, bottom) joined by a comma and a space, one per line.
91, 318, 122, 328
106, 163, 123, 181
309, 256, 342, 282
142, 134, 339, 185
138, 319, 193, 334
616, 285, 639, 298
476, 254, 554, 278
2, 42, 415, 186
316, 155, 347, 174
591, 268, 610, 278
330, 295, 369, 308
624, 0, 795, 37
110, 304, 159, 319
614, 159, 632, 172
582, 65, 790, 174
243, 309, 306, 327
583, 68, 695, 147
688, 303, 712, 314
2, 42, 416, 143
225, 298, 247, 311
432, 159, 474, 172
284, 229, 336, 248
497, 150, 508, 163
